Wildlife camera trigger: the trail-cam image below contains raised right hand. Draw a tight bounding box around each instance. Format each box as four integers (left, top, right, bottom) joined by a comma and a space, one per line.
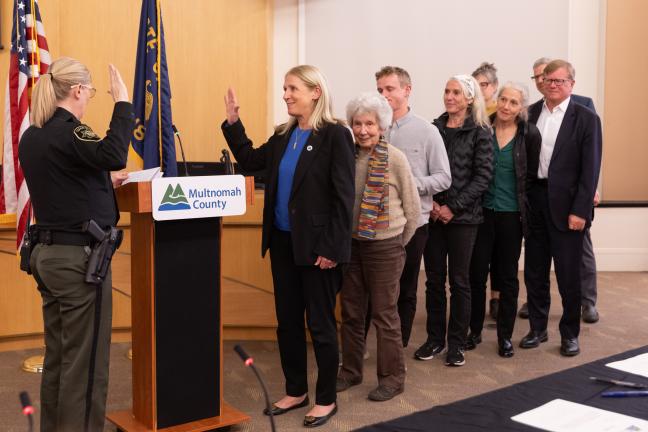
224, 87, 240, 125
108, 64, 129, 103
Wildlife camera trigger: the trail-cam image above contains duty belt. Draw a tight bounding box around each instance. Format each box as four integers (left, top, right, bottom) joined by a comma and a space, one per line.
36, 230, 95, 246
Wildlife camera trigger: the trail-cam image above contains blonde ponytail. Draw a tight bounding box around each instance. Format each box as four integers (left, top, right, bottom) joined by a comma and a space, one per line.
30, 57, 91, 127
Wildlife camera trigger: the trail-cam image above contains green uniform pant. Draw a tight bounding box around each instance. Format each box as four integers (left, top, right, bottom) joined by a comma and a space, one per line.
30, 243, 112, 432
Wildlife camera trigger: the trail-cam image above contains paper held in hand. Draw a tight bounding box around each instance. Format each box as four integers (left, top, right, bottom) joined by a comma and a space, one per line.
122, 167, 164, 185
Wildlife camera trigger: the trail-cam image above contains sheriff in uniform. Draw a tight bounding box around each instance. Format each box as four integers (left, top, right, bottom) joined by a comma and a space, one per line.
18, 58, 133, 432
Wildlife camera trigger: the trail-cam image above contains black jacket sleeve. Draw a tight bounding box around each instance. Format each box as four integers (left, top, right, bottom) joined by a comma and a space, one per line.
221, 119, 270, 173
71, 101, 133, 171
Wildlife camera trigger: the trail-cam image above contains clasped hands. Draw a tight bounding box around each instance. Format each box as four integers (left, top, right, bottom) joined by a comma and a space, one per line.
431, 201, 454, 224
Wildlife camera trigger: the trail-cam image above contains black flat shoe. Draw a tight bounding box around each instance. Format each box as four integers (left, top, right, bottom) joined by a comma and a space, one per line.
498, 339, 514, 358
304, 404, 337, 428
263, 396, 309, 416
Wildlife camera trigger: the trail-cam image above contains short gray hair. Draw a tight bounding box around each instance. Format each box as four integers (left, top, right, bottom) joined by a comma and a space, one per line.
497, 82, 530, 121
346, 92, 393, 130
533, 57, 552, 69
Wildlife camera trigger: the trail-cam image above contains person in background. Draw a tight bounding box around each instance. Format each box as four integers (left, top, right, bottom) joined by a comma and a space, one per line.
473, 62, 499, 117
337, 92, 421, 402
521, 59, 602, 357
519, 57, 601, 325
19, 58, 132, 432
222, 65, 355, 428
375, 66, 451, 350
415, 75, 493, 367
466, 82, 541, 357
472, 61, 500, 318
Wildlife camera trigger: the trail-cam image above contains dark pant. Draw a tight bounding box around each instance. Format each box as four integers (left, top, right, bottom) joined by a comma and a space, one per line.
581, 228, 597, 307
31, 243, 112, 432
270, 229, 341, 406
397, 224, 428, 347
469, 209, 522, 340
524, 185, 584, 340
340, 235, 406, 389
423, 221, 478, 349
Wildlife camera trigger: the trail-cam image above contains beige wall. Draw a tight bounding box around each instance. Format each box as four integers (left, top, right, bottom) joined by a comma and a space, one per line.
603, 0, 648, 201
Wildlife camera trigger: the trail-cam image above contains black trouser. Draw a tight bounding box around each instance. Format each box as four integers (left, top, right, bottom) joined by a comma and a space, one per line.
31, 243, 112, 432
423, 220, 478, 349
524, 184, 584, 340
469, 209, 522, 340
397, 224, 429, 347
270, 229, 341, 406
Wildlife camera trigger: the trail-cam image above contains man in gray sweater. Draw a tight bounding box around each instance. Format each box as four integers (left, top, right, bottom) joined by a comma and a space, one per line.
376, 66, 452, 348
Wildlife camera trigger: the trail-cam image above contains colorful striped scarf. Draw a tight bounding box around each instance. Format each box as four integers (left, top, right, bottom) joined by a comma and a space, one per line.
357, 138, 389, 239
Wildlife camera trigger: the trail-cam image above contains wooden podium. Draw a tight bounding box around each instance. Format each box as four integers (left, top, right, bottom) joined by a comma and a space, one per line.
107, 181, 250, 431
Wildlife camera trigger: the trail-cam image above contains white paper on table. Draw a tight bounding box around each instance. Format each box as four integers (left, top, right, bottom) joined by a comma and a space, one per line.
606, 353, 648, 379
511, 399, 648, 432
122, 167, 163, 185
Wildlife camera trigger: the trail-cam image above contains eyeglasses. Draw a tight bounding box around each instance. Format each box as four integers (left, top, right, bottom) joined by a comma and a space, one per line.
70, 83, 97, 98
543, 78, 573, 87
530, 74, 544, 82
478, 82, 490, 88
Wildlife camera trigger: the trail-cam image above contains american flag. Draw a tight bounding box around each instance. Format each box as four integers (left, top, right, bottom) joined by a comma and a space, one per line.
0, 0, 50, 249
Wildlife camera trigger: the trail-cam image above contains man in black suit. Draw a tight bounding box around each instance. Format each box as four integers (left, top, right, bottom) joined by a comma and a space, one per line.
519, 57, 601, 324
521, 59, 602, 356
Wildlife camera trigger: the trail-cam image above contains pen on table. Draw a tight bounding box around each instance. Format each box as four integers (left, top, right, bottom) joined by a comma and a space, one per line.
601, 390, 648, 398
589, 376, 648, 389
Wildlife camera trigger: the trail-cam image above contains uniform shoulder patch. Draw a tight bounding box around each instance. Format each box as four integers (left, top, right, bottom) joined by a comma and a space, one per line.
74, 125, 101, 142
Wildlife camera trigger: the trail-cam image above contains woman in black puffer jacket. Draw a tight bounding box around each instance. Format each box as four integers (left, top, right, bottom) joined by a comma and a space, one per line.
414, 74, 493, 367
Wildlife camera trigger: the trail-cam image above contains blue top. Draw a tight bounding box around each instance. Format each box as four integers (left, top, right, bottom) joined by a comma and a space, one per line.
274, 127, 312, 231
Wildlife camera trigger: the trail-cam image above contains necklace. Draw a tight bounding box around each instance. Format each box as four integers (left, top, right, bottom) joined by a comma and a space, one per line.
293, 128, 304, 150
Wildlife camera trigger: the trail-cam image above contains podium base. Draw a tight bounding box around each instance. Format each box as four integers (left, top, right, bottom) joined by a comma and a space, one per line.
107, 402, 250, 432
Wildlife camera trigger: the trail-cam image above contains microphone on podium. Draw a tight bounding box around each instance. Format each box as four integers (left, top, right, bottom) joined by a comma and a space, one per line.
171, 124, 190, 177
19, 391, 34, 432
233, 344, 277, 432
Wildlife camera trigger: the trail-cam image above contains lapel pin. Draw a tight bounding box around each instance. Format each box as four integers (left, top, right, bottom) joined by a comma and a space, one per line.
306, 145, 313, 151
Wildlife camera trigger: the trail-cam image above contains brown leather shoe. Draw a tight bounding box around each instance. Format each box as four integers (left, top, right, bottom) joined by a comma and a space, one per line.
336, 375, 361, 392
368, 385, 404, 401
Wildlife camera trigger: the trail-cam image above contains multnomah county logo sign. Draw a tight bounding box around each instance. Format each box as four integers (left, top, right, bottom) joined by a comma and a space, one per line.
158, 184, 191, 211
151, 175, 247, 221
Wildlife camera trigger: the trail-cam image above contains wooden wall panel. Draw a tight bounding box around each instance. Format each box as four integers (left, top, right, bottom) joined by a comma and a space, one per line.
0, 0, 272, 348
603, 0, 648, 201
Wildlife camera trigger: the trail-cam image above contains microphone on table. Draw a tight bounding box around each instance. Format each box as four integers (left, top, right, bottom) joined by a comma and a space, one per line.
19, 391, 34, 432
234, 344, 276, 432
220, 149, 235, 175
171, 124, 190, 177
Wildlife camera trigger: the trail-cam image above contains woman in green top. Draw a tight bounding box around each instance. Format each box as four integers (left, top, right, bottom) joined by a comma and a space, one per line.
465, 82, 541, 357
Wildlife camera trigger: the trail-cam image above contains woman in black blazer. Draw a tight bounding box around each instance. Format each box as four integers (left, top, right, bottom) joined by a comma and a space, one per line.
222, 65, 354, 428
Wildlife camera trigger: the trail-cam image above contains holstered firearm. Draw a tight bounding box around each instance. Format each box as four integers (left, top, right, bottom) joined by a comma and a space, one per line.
83, 220, 123, 285
19, 226, 37, 275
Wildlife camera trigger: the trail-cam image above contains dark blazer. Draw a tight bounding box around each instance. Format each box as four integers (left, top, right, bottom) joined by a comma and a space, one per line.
571, 94, 596, 113
222, 119, 355, 265
528, 98, 602, 231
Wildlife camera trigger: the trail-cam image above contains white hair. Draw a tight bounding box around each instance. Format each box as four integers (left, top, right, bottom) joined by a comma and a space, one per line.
346, 92, 393, 130
448, 75, 490, 128
497, 81, 530, 121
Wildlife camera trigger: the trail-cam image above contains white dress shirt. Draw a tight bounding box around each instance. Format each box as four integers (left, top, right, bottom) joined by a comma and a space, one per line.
536, 97, 571, 179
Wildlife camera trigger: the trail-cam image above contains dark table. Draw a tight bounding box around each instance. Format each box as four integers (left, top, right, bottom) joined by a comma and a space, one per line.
357, 346, 648, 431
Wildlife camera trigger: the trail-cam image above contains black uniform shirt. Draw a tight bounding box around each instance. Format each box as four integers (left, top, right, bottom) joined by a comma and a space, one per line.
18, 101, 134, 230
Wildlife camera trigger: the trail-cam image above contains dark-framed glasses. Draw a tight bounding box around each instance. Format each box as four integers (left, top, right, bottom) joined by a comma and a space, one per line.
543, 78, 572, 87
70, 83, 97, 98
530, 74, 544, 82
478, 81, 490, 88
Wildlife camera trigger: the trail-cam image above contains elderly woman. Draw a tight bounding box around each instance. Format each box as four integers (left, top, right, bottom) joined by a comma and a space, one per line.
222, 65, 355, 427
336, 92, 420, 402
466, 83, 541, 357
472, 62, 499, 118
415, 75, 493, 367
